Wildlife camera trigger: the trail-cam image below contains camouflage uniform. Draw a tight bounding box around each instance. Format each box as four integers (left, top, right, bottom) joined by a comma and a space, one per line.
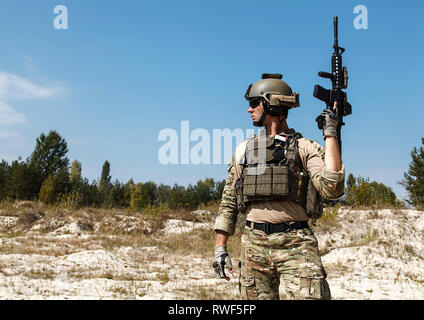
214, 130, 344, 300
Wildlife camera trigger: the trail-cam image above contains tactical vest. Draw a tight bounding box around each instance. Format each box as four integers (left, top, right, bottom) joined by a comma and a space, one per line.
235, 131, 323, 221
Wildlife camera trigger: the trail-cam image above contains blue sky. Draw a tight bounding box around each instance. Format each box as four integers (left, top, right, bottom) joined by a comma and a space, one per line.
0, 0, 423, 201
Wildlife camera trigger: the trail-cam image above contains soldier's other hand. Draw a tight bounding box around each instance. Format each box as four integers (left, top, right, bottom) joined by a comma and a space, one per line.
213, 245, 233, 281
315, 104, 339, 138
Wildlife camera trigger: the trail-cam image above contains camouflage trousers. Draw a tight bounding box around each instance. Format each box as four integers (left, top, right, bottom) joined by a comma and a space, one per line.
239, 224, 331, 300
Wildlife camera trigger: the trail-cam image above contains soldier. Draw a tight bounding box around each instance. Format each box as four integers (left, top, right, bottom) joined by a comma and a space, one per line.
212, 73, 345, 300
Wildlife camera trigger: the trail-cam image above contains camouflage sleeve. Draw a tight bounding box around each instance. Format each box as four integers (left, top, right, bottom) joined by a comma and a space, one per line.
299, 138, 345, 200
214, 157, 238, 236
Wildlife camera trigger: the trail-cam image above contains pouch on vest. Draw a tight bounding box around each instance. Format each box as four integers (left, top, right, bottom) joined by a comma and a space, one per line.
289, 170, 309, 206
305, 179, 323, 224
235, 178, 246, 213
243, 166, 290, 200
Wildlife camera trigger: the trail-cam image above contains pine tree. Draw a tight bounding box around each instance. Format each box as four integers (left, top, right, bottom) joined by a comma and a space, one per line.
141, 182, 158, 207
110, 179, 125, 208
99, 161, 111, 192
29, 130, 69, 196
400, 137, 424, 209
195, 178, 215, 206
213, 179, 226, 201
0, 160, 10, 200
157, 183, 172, 204
54, 166, 71, 197
168, 184, 186, 210
6, 157, 34, 200
99, 161, 112, 206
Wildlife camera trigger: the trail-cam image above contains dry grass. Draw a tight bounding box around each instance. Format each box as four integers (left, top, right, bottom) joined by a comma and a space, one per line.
108, 281, 146, 298
0, 235, 100, 256
190, 284, 236, 300
23, 267, 56, 280
313, 205, 342, 233
0, 199, 218, 233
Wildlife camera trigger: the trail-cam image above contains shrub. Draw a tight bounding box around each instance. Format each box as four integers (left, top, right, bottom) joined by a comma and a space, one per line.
345, 174, 399, 207
38, 175, 56, 204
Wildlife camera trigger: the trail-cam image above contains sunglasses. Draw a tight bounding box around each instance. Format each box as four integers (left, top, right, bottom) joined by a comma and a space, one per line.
249, 98, 263, 109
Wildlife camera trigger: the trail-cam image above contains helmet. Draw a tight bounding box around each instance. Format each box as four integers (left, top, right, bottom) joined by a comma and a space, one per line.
245, 73, 300, 116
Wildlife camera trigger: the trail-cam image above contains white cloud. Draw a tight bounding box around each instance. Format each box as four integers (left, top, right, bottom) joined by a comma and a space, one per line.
0, 101, 28, 126
0, 69, 70, 162
0, 69, 69, 129
0, 70, 68, 101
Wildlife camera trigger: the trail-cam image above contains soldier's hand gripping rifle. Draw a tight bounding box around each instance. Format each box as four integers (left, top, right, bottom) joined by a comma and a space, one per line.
313, 16, 352, 156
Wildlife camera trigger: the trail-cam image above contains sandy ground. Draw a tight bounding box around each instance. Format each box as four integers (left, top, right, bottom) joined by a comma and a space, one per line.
0, 207, 423, 300
317, 209, 424, 299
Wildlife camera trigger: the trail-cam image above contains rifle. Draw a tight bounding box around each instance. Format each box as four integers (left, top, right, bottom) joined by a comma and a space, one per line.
313, 16, 352, 156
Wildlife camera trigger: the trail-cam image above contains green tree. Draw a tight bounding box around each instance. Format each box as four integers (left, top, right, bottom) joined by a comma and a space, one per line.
110, 179, 126, 208
194, 178, 215, 206
345, 174, 398, 207
29, 131, 69, 196
38, 175, 56, 204
99, 161, 111, 192
130, 183, 144, 210
54, 166, 71, 197
140, 182, 158, 207
66, 160, 85, 207
400, 137, 424, 209
70, 160, 82, 185
0, 160, 10, 200
99, 161, 112, 206
371, 182, 396, 206
157, 183, 172, 205
5, 157, 35, 200
168, 184, 185, 209
184, 184, 198, 209
80, 178, 100, 207
122, 179, 135, 208
345, 173, 357, 205
346, 173, 356, 189
213, 179, 226, 201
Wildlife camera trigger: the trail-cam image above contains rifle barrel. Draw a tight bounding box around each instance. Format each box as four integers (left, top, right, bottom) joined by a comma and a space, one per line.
333, 16, 339, 48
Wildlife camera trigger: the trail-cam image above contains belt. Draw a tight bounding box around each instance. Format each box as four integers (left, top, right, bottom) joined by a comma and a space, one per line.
245, 220, 309, 235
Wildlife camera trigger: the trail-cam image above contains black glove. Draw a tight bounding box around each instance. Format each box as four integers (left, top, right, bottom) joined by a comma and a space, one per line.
316, 108, 339, 138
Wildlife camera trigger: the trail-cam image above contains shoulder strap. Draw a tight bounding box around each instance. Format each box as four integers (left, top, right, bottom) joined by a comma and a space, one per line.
237, 134, 256, 166
285, 130, 306, 173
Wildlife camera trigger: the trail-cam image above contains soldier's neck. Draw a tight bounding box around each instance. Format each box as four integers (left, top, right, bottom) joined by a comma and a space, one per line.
265, 118, 289, 136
